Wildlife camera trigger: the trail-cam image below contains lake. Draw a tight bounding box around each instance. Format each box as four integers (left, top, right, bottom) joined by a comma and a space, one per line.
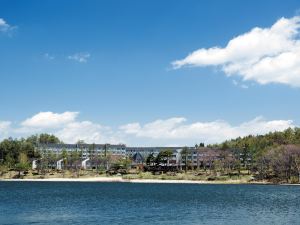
0, 182, 299, 225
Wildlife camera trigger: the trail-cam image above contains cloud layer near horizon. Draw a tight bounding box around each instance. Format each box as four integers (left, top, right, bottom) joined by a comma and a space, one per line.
0, 112, 296, 146
172, 16, 300, 87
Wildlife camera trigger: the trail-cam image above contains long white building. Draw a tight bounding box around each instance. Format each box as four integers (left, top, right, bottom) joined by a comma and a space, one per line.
35, 143, 224, 168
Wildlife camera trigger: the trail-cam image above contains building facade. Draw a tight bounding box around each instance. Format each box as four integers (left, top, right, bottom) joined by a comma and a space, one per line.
37, 143, 127, 158
34, 143, 227, 170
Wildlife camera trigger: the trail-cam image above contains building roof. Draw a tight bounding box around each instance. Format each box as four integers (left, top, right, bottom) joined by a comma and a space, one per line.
37, 143, 126, 149
132, 152, 144, 162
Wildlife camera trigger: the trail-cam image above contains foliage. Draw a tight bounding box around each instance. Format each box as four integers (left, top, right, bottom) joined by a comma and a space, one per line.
1, 129, 300, 183
254, 145, 300, 183
27, 133, 61, 145
146, 153, 155, 166
15, 152, 30, 176
209, 127, 300, 159
155, 149, 173, 166
0, 134, 61, 169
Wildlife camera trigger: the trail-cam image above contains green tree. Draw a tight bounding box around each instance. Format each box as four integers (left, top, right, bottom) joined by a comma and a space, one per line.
39, 133, 61, 144
155, 150, 173, 168
146, 153, 155, 166
15, 152, 30, 177
61, 149, 68, 170
181, 147, 190, 172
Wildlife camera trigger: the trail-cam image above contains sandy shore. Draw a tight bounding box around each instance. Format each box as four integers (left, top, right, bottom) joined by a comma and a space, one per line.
0, 177, 268, 184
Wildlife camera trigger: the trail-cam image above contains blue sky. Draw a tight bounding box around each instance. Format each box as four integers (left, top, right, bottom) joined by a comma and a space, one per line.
0, 0, 300, 146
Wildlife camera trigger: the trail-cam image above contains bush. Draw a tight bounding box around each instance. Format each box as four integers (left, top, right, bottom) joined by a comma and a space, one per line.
290, 176, 299, 184
207, 176, 216, 181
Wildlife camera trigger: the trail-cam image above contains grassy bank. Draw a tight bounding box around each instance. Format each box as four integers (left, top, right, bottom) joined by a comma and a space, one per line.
0, 169, 258, 184
122, 171, 254, 183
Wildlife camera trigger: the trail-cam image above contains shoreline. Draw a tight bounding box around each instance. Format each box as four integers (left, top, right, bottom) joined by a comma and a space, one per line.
0, 177, 273, 184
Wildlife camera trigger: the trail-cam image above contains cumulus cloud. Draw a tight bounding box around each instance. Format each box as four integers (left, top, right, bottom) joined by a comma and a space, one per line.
67, 52, 90, 63
0, 121, 11, 139
119, 116, 294, 145
0, 18, 16, 34
0, 112, 296, 145
55, 121, 119, 144
120, 117, 187, 138
0, 18, 11, 32
21, 111, 78, 128
0, 121, 11, 130
15, 112, 120, 144
172, 16, 300, 87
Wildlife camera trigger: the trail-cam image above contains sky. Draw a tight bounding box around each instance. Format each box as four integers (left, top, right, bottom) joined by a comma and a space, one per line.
1, 0, 300, 146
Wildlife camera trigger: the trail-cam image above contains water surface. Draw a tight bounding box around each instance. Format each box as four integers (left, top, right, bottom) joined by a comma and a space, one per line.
0, 182, 299, 225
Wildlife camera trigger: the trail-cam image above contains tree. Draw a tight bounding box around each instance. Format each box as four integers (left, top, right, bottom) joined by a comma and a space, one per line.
256, 154, 268, 180
181, 147, 190, 172
293, 153, 300, 183
221, 151, 236, 174
155, 150, 173, 168
213, 160, 222, 174
60, 149, 68, 170
221, 142, 229, 150
155, 152, 163, 166
70, 150, 80, 170
20, 141, 35, 159
146, 153, 155, 166
258, 145, 298, 183
15, 152, 30, 177
162, 149, 173, 167
286, 145, 300, 183
115, 157, 132, 170
88, 143, 96, 161
39, 134, 61, 144
0, 138, 20, 165
202, 149, 215, 174
5, 154, 15, 169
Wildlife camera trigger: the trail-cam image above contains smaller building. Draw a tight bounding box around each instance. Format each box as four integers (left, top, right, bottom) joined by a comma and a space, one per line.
132, 152, 144, 165
81, 158, 90, 170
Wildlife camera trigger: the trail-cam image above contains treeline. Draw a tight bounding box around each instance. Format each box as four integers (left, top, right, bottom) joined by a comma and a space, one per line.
210, 127, 300, 183
0, 134, 124, 174
0, 134, 61, 169
1, 129, 300, 183
210, 127, 300, 155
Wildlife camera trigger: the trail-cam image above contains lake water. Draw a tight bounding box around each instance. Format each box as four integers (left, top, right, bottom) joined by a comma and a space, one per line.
0, 182, 299, 225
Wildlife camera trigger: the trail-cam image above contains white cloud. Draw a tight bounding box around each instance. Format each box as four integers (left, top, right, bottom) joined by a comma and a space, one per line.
0, 121, 11, 130
21, 112, 78, 128
0, 112, 296, 145
232, 80, 238, 86
119, 123, 141, 134
0, 18, 16, 34
16, 112, 122, 144
0, 18, 10, 32
44, 53, 55, 60
67, 52, 90, 63
55, 121, 115, 144
0, 121, 11, 139
172, 16, 300, 87
232, 80, 249, 89
120, 117, 187, 138
119, 116, 294, 145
